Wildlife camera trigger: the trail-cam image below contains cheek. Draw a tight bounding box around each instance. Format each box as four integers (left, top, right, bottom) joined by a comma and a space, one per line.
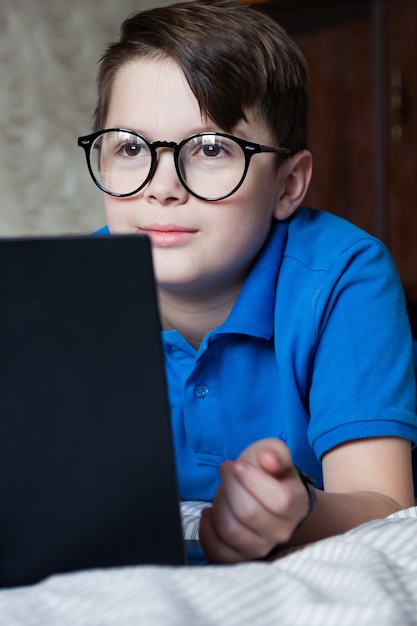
248, 157, 281, 199
104, 197, 129, 232
226, 186, 278, 236
211, 208, 273, 271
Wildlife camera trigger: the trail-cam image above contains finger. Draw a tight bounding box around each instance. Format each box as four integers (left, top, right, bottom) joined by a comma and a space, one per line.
222, 461, 305, 540
239, 438, 293, 476
212, 477, 281, 559
257, 446, 291, 477
218, 462, 296, 548
199, 501, 259, 563
227, 460, 298, 519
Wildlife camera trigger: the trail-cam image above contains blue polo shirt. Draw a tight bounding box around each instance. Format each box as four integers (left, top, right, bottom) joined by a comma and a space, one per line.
96, 208, 417, 501
160, 208, 417, 500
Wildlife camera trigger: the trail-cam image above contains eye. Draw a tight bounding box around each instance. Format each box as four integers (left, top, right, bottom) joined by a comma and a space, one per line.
199, 142, 224, 158
117, 140, 148, 158
189, 136, 233, 160
99, 132, 150, 161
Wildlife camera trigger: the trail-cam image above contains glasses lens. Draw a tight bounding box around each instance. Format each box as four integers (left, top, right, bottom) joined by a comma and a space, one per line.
89, 131, 152, 195
178, 135, 246, 200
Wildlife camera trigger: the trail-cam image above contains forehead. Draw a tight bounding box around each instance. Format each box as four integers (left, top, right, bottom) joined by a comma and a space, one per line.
105, 57, 273, 144
105, 58, 205, 138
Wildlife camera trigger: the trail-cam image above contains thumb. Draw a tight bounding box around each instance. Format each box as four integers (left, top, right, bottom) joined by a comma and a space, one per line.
258, 443, 293, 478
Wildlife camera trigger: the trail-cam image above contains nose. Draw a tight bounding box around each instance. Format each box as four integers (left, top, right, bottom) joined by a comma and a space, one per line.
143, 145, 188, 205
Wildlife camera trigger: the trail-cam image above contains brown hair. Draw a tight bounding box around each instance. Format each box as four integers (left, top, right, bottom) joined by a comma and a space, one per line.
93, 0, 309, 152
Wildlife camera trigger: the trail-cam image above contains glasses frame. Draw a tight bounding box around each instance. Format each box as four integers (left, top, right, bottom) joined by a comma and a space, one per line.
78, 129, 296, 202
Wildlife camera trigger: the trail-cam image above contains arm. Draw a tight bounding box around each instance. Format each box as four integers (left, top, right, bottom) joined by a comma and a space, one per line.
199, 226, 417, 563
199, 436, 414, 563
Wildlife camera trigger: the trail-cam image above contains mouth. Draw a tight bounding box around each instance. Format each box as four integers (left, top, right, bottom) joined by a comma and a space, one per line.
136, 225, 198, 247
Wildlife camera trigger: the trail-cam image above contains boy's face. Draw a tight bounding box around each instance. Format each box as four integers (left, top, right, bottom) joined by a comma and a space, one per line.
104, 58, 286, 300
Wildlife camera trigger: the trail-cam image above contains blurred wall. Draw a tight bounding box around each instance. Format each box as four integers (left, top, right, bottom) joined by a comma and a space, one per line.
0, 0, 170, 236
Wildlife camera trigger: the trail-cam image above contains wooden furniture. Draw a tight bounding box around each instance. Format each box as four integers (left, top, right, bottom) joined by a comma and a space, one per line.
253, 0, 417, 299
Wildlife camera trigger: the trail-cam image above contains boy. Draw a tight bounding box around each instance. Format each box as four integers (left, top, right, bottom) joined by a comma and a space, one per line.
78, 0, 417, 563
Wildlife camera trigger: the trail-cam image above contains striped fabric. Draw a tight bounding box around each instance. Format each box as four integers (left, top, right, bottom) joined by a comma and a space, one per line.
1, 507, 416, 625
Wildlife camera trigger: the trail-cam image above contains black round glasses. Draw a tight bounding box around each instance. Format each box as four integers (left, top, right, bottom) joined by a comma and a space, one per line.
78, 129, 296, 202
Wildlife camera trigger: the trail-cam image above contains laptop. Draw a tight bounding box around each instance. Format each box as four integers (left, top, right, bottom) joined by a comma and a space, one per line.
0, 234, 186, 588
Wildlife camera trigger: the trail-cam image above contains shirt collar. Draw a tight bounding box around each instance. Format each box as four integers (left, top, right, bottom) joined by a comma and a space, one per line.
210, 218, 288, 342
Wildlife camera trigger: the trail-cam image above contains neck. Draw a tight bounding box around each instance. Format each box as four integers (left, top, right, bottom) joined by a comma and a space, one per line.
157, 284, 241, 350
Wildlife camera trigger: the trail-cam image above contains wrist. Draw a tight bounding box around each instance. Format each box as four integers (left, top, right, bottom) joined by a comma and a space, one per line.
263, 466, 317, 560
294, 466, 317, 528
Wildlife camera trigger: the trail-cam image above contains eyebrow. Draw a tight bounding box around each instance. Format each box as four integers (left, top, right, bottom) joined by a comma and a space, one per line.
101, 123, 228, 140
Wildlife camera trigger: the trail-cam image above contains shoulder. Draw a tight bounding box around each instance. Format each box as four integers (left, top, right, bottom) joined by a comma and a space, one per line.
275, 207, 406, 342
284, 207, 391, 272
93, 225, 110, 235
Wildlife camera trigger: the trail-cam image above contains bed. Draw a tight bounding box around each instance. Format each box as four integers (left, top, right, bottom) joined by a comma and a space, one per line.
1, 505, 416, 626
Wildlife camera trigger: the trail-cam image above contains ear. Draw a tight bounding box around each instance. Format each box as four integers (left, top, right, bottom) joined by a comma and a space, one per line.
272, 150, 313, 220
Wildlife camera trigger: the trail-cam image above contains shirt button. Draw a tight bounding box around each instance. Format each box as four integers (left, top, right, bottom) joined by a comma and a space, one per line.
194, 384, 209, 398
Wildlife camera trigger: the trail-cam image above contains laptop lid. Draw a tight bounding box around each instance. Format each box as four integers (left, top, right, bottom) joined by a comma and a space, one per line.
0, 234, 185, 588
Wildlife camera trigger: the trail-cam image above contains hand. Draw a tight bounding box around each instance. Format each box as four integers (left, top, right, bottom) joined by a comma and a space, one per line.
199, 438, 311, 563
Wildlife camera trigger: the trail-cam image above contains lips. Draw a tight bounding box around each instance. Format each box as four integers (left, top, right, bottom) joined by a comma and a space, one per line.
136, 225, 197, 247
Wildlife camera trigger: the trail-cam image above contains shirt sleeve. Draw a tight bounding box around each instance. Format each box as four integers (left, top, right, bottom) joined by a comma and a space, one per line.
307, 236, 417, 459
